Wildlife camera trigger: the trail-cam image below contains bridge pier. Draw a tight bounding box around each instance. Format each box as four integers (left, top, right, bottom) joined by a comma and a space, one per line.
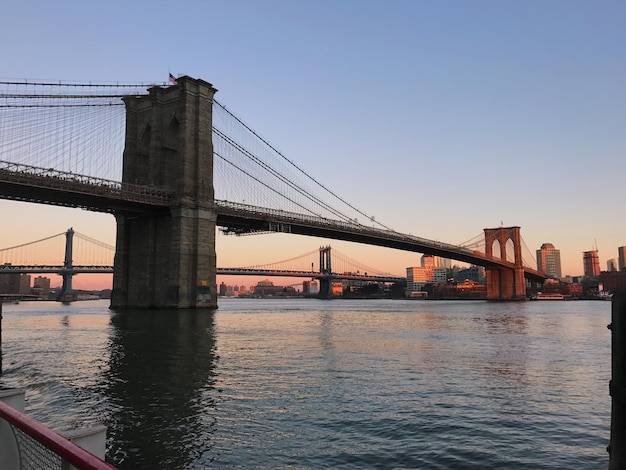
484, 226, 527, 300
111, 77, 218, 310
485, 267, 526, 300
57, 228, 76, 303
317, 277, 333, 299
317, 247, 333, 299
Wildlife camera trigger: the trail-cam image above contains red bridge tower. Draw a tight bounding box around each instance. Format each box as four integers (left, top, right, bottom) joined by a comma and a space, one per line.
483, 226, 527, 300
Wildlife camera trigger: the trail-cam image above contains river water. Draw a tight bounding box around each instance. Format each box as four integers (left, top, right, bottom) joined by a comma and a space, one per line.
0, 298, 611, 469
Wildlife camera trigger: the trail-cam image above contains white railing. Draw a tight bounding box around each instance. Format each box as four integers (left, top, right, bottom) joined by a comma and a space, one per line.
0, 389, 115, 470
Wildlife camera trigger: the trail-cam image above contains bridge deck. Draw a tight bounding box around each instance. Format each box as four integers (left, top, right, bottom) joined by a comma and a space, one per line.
0, 165, 547, 282
0, 161, 174, 213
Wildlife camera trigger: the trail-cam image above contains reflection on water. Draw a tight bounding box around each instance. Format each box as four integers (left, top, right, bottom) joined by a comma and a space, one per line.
104, 309, 218, 469
0, 302, 218, 469
0, 299, 612, 469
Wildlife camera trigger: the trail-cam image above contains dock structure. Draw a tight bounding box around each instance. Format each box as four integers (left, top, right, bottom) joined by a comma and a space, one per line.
609, 290, 626, 469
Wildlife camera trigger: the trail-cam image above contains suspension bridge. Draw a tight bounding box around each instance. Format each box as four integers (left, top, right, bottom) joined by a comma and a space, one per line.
0, 229, 405, 300
0, 76, 547, 307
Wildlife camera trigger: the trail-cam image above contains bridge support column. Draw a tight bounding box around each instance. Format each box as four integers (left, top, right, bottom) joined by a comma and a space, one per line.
111, 76, 218, 309
317, 247, 333, 299
318, 277, 333, 299
485, 267, 526, 300
484, 226, 526, 300
57, 228, 76, 302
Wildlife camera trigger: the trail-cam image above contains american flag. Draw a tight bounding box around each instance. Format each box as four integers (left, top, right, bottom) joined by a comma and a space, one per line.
169, 73, 177, 85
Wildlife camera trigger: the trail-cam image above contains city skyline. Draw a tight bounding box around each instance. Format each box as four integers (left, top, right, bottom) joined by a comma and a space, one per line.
3, 235, 623, 292
2, 1, 624, 290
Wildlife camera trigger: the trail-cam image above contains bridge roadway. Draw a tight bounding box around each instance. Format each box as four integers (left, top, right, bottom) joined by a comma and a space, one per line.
0, 265, 404, 283
214, 201, 546, 281
0, 161, 174, 214
0, 163, 547, 282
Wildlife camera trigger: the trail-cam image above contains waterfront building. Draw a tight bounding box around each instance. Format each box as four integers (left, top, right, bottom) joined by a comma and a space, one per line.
536, 243, 562, 279
583, 250, 600, 277
451, 265, 463, 281
541, 279, 583, 298
619, 246, 626, 271
415, 255, 451, 270
0, 272, 30, 295
600, 270, 626, 292
253, 279, 284, 296
434, 267, 448, 284
32, 276, 51, 297
421, 254, 435, 268
454, 280, 487, 298
607, 259, 617, 272
303, 280, 319, 295
455, 266, 486, 284
219, 282, 227, 296
331, 281, 343, 296
0, 268, 13, 294
19, 274, 30, 294
406, 266, 434, 294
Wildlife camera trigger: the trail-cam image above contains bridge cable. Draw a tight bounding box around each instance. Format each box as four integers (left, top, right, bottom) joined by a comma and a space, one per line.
74, 232, 115, 251
0, 80, 163, 88
520, 237, 538, 270
0, 232, 65, 252
214, 128, 354, 222
214, 150, 330, 218
332, 248, 401, 277
243, 248, 320, 269
214, 99, 395, 231
457, 232, 484, 248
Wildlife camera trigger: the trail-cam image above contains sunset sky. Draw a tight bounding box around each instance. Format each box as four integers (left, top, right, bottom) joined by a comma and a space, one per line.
2, 0, 624, 290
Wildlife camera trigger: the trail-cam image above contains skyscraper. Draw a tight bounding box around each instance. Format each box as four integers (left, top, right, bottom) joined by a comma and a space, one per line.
607, 259, 617, 271
583, 250, 600, 277
618, 246, 626, 271
536, 243, 562, 279
421, 254, 435, 268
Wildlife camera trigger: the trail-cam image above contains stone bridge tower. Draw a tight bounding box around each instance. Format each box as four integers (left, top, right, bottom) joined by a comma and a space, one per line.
483, 226, 527, 300
111, 76, 218, 309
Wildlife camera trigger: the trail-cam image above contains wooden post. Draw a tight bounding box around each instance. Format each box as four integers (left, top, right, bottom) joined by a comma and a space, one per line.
0, 300, 3, 374
609, 290, 626, 468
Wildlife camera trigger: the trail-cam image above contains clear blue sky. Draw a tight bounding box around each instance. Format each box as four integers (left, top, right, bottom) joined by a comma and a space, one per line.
2, 0, 625, 288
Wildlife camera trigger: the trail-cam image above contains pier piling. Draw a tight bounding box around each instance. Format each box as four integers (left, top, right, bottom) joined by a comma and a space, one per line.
609, 291, 626, 469
0, 301, 3, 374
